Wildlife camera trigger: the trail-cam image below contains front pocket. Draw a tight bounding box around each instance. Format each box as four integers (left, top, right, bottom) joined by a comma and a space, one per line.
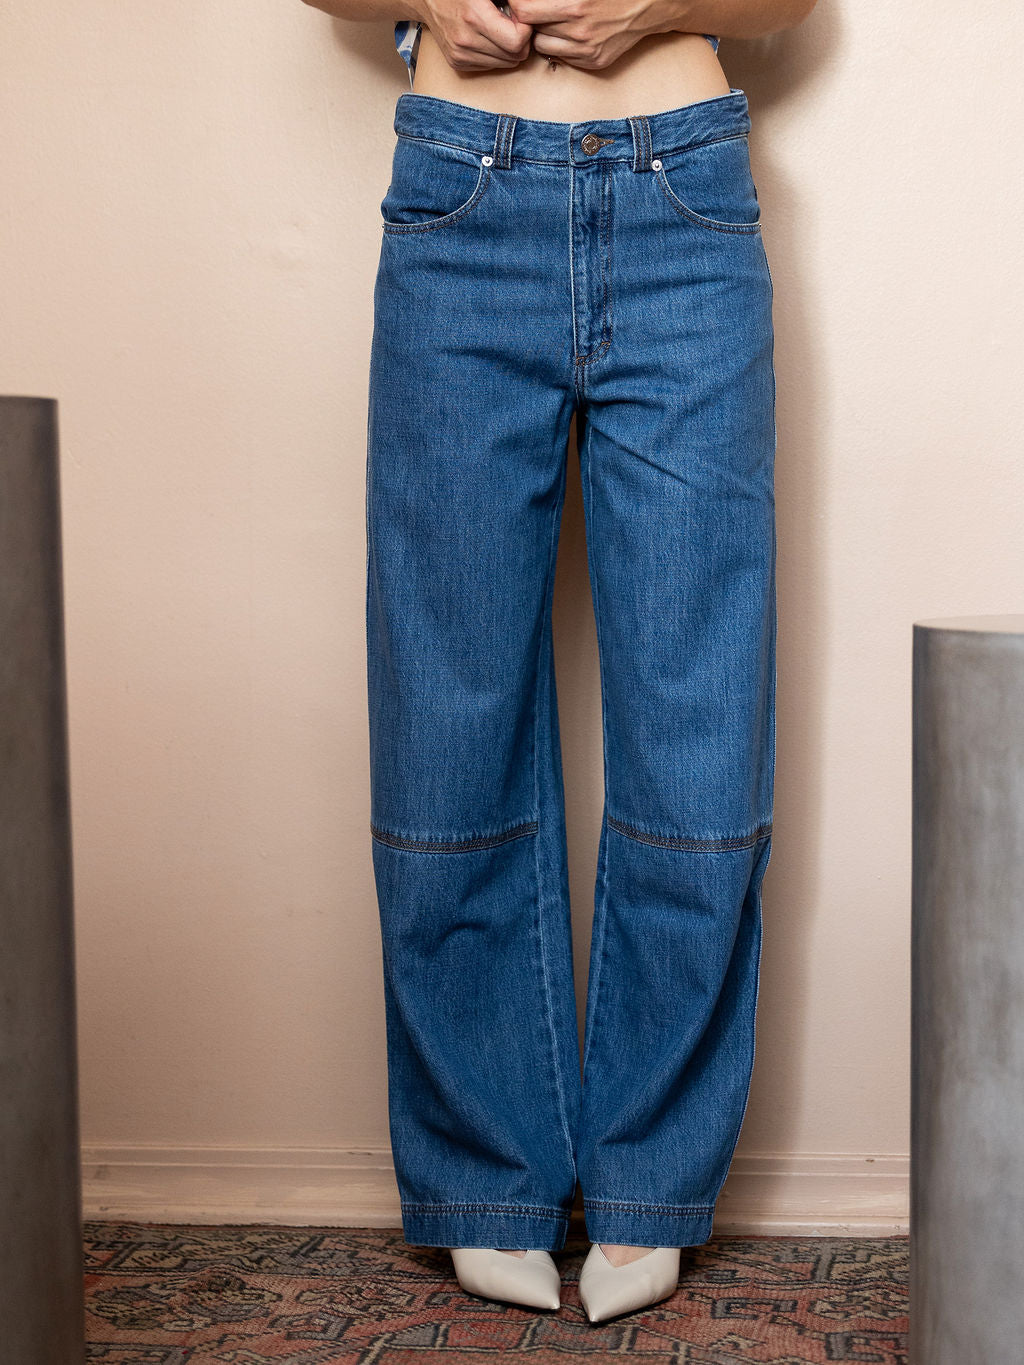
653, 133, 762, 235
380, 135, 494, 235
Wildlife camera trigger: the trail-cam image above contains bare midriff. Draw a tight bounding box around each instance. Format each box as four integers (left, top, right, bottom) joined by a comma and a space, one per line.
411, 26, 732, 122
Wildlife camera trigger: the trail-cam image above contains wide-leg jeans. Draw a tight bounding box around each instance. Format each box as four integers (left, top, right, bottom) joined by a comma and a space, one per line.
365, 87, 776, 1251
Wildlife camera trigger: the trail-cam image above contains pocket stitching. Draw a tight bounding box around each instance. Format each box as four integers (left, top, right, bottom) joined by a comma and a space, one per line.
381, 141, 493, 236
653, 135, 762, 236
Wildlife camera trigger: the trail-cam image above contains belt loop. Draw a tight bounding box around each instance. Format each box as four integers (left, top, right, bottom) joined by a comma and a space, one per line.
493, 113, 517, 169
629, 114, 653, 171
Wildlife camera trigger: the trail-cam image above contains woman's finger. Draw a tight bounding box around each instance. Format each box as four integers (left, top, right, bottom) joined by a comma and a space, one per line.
530, 30, 585, 58
474, 0, 534, 56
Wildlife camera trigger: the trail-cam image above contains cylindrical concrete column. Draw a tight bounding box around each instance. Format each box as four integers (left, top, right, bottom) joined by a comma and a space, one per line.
911, 615, 1024, 1365
0, 396, 85, 1363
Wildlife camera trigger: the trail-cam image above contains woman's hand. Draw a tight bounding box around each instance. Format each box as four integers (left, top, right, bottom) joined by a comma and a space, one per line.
509, 0, 685, 69
419, 0, 534, 70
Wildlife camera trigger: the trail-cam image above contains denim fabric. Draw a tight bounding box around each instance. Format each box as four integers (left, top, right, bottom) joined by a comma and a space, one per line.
365, 87, 777, 1251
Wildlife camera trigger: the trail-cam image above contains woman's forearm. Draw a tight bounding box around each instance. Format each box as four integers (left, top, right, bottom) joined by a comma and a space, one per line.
300, 0, 424, 21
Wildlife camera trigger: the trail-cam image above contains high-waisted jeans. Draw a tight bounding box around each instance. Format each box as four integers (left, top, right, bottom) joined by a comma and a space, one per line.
365, 86, 777, 1251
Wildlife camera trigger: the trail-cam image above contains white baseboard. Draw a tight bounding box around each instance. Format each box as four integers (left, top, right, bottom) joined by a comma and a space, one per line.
82, 1145, 908, 1236
713, 1152, 909, 1235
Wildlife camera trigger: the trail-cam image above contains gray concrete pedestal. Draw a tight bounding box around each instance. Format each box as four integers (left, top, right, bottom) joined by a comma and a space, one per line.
911, 615, 1024, 1364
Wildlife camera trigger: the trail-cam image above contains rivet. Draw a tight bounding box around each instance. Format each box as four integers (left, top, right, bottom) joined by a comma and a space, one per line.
651, 158, 663, 171
481, 154, 494, 166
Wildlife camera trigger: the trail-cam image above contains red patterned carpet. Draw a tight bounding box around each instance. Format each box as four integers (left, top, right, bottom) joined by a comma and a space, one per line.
83, 1223, 908, 1364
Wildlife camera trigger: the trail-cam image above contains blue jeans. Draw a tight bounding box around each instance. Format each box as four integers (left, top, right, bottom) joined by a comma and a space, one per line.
366, 87, 776, 1251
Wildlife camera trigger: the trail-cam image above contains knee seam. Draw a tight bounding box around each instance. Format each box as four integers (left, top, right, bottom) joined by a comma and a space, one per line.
370, 819, 538, 853
606, 814, 772, 851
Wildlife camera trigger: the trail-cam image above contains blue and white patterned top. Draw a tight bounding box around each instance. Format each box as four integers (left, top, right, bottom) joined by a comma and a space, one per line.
394, 20, 719, 88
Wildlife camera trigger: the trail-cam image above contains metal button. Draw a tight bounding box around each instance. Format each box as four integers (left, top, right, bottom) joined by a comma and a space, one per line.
580, 132, 614, 156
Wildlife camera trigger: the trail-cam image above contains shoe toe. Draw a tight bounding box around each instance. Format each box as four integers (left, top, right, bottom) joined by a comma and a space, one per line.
578, 1244, 681, 1323
450, 1247, 561, 1310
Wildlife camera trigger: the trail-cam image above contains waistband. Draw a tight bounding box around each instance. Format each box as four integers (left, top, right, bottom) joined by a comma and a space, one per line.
393, 89, 752, 170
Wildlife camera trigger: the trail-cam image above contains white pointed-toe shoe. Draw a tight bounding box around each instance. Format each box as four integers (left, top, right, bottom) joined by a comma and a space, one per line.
448, 1247, 562, 1310
577, 1243, 681, 1322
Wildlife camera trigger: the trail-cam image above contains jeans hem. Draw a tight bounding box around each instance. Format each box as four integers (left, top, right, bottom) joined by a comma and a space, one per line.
401, 1201, 573, 1250
582, 1200, 715, 1247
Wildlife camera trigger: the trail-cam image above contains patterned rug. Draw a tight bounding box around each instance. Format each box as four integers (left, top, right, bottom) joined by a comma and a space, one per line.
83, 1223, 908, 1364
